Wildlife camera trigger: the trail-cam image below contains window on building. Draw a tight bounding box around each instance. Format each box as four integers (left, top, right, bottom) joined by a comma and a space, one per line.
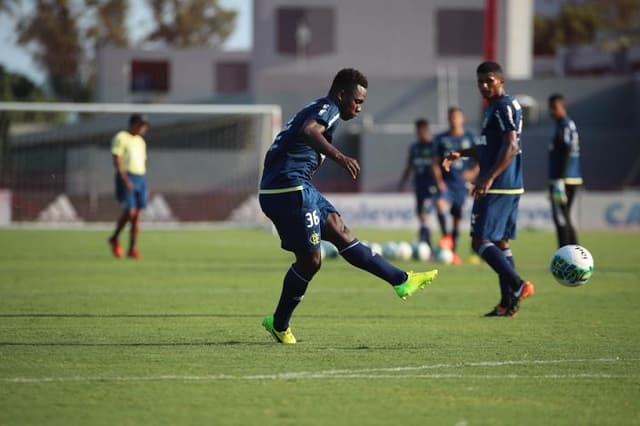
216, 61, 249, 93
276, 7, 335, 57
436, 9, 484, 56
130, 60, 169, 92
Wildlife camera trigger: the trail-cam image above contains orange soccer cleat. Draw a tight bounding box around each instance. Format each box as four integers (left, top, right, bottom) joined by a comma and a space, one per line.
109, 238, 124, 258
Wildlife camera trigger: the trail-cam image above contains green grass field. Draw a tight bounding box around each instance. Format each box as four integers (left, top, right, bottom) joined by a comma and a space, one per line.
0, 228, 638, 425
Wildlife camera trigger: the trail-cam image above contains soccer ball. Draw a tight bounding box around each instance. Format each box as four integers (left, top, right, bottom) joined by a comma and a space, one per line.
370, 242, 382, 256
381, 241, 398, 260
320, 240, 339, 259
396, 241, 413, 261
412, 241, 432, 261
550, 245, 594, 286
434, 247, 454, 265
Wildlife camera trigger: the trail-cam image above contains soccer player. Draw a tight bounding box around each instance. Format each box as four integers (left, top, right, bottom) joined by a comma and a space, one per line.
433, 107, 480, 264
108, 114, 149, 260
259, 69, 438, 344
442, 62, 535, 318
548, 94, 582, 247
398, 119, 446, 249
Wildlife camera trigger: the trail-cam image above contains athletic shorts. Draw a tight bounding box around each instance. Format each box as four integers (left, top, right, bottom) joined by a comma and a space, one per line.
438, 187, 467, 217
259, 185, 339, 253
115, 173, 148, 210
415, 189, 437, 215
470, 194, 520, 241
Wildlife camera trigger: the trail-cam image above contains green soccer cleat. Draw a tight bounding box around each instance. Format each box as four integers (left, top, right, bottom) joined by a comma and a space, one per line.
262, 315, 297, 344
394, 270, 439, 300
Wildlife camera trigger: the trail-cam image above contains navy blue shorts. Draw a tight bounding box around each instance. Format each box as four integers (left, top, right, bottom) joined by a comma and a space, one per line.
115, 173, 148, 210
439, 187, 467, 218
470, 194, 520, 241
259, 185, 339, 253
415, 189, 437, 215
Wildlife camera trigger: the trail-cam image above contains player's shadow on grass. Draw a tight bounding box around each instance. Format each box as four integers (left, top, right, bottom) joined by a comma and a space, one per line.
0, 341, 274, 347
0, 313, 438, 319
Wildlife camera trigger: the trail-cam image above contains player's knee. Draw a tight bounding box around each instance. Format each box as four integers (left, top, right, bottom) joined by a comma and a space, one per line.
296, 251, 322, 276
127, 209, 137, 221
471, 238, 484, 253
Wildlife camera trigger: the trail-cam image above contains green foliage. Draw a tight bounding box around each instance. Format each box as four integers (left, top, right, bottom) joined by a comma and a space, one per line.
0, 229, 638, 425
146, 0, 237, 47
0, 66, 62, 123
534, 0, 640, 56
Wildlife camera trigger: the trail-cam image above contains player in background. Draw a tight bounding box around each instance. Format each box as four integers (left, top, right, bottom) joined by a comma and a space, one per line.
548, 94, 582, 247
433, 107, 480, 264
442, 62, 535, 317
398, 119, 446, 249
259, 69, 438, 344
108, 114, 149, 260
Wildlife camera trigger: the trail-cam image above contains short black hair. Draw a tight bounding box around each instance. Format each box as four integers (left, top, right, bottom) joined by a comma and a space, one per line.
129, 113, 149, 127
415, 118, 429, 129
476, 61, 503, 75
329, 68, 368, 94
548, 93, 565, 105
448, 106, 462, 115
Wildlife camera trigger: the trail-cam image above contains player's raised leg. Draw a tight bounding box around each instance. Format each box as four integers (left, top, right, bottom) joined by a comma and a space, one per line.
322, 212, 438, 300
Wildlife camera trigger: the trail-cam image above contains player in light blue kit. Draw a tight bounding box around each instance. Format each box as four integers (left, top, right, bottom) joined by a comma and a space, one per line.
433, 107, 479, 264
443, 62, 535, 318
259, 69, 438, 343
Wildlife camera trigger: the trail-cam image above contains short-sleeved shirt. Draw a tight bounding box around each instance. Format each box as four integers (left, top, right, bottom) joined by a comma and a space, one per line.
434, 130, 478, 193
549, 116, 582, 185
260, 97, 341, 191
111, 131, 147, 175
408, 141, 437, 194
478, 94, 524, 193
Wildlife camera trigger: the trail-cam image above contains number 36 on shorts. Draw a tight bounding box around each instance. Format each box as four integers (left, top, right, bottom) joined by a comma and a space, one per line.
305, 210, 320, 228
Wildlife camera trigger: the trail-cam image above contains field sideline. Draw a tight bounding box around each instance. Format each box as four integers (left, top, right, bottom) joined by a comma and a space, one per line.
0, 228, 638, 425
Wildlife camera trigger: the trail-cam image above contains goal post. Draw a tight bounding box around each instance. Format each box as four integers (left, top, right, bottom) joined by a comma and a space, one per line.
0, 102, 281, 225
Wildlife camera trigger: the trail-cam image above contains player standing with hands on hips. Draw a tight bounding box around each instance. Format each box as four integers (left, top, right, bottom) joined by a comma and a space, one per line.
108, 114, 149, 260
259, 69, 438, 344
548, 94, 582, 247
442, 62, 535, 318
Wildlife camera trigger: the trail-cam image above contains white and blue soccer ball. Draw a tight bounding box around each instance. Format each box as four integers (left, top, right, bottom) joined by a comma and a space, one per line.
434, 247, 454, 265
381, 241, 399, 260
320, 240, 339, 260
550, 244, 594, 286
396, 241, 413, 261
369, 242, 382, 256
412, 241, 432, 261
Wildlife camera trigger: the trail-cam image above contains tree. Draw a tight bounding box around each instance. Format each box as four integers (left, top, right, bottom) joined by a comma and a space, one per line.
86, 0, 129, 48
14, 0, 130, 100
17, 0, 87, 100
146, 0, 236, 47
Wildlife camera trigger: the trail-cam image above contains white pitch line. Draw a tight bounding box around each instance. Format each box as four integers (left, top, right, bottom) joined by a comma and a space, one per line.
1, 357, 637, 384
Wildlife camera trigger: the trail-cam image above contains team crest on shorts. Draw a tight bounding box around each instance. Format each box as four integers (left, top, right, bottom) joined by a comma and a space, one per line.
309, 232, 321, 245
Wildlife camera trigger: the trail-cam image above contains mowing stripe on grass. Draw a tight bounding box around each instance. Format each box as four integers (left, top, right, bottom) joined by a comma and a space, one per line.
2, 357, 635, 383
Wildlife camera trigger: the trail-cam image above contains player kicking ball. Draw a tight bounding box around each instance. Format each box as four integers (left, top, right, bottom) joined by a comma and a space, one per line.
442, 62, 534, 318
259, 68, 438, 344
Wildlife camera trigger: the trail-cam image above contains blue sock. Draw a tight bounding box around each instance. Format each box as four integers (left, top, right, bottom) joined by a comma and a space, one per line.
340, 239, 408, 286
477, 242, 523, 291
273, 265, 312, 332
436, 211, 447, 236
419, 226, 432, 248
498, 248, 514, 306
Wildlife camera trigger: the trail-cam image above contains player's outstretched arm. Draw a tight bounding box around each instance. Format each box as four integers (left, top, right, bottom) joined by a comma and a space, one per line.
442, 147, 477, 172
301, 119, 360, 179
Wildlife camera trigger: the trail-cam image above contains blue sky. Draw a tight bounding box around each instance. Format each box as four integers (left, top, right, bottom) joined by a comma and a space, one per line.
0, 0, 252, 85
